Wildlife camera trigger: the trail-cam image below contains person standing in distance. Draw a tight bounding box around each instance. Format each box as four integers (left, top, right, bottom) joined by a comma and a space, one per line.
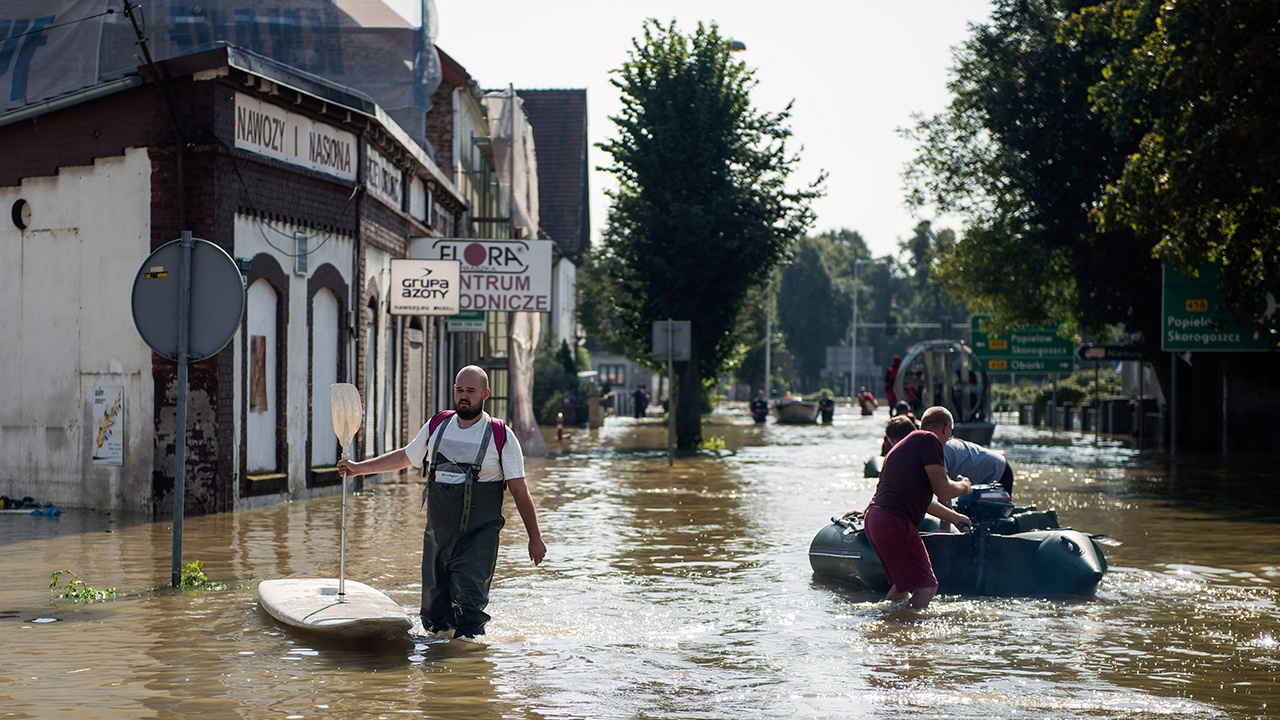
749, 389, 770, 424
632, 384, 650, 419
818, 389, 836, 424
885, 355, 902, 413
338, 364, 546, 639
863, 406, 972, 610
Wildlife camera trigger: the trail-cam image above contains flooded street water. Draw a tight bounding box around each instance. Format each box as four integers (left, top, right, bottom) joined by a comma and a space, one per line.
2, 408, 1278, 719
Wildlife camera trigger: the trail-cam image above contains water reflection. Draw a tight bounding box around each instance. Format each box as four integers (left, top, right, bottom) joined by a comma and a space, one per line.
0, 408, 1276, 718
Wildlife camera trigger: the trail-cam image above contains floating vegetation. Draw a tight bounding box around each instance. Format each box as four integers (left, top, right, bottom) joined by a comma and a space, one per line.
698, 436, 727, 451
178, 560, 229, 591
49, 569, 116, 603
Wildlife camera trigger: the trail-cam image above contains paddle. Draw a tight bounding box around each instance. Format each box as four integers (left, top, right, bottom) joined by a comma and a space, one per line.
330, 383, 363, 600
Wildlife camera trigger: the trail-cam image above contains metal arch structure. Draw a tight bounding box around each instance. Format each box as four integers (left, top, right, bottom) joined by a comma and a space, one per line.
893, 339, 995, 445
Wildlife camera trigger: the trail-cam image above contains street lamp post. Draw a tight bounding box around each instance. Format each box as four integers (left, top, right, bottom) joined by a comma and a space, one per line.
850, 258, 880, 399
764, 279, 771, 397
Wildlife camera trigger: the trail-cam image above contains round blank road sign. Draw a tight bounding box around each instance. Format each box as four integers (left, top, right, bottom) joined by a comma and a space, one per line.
131, 237, 245, 361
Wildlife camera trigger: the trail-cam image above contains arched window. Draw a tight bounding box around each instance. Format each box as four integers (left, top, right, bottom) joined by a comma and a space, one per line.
310, 288, 340, 466
247, 278, 279, 472
306, 262, 349, 489
239, 252, 289, 497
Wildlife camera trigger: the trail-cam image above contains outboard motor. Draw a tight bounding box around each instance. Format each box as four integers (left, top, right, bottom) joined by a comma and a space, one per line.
956, 483, 1014, 522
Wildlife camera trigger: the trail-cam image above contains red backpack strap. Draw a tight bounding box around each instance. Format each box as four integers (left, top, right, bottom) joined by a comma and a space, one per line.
421, 410, 456, 478
428, 410, 455, 437
491, 418, 508, 482
491, 418, 505, 455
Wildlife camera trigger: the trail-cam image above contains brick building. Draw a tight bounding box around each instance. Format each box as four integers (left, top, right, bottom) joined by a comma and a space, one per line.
0, 45, 466, 516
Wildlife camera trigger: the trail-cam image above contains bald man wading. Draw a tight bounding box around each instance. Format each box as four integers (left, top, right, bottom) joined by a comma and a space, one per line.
339, 364, 546, 639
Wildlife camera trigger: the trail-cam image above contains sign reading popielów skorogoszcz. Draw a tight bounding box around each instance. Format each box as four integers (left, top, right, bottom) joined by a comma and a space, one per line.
971, 314, 1075, 373
1162, 263, 1277, 351
389, 259, 460, 315
415, 238, 553, 312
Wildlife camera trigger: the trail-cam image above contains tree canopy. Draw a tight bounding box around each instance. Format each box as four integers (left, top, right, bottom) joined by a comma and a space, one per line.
903, 0, 1160, 351
777, 235, 851, 389
906, 0, 1280, 351
1072, 0, 1280, 331
591, 19, 821, 448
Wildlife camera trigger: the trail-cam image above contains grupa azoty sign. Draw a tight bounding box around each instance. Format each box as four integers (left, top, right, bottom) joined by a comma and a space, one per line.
389, 260, 460, 315
411, 238, 553, 312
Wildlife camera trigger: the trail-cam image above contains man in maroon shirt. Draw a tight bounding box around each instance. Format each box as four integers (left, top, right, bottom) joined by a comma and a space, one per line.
864, 406, 973, 609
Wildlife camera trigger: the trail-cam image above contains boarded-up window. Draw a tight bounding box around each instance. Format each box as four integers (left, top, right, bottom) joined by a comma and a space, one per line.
250, 335, 269, 412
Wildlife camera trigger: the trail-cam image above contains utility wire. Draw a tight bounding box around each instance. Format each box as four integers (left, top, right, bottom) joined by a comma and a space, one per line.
4, 9, 117, 41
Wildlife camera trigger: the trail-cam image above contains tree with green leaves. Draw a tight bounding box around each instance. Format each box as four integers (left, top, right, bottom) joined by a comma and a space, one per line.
594, 19, 822, 448
898, 221, 968, 330
733, 276, 784, 396
1072, 0, 1280, 338
903, 0, 1156, 351
777, 235, 851, 390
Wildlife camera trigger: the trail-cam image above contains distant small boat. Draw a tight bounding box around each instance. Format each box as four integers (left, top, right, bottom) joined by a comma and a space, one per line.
774, 399, 820, 424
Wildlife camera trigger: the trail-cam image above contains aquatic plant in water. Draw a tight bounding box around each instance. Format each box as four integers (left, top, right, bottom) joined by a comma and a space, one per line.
49, 569, 116, 603
178, 560, 228, 591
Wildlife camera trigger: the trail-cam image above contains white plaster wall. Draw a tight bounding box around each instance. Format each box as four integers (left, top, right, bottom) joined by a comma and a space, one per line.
364, 251, 393, 456
550, 257, 577, 345
0, 148, 154, 513
233, 214, 354, 499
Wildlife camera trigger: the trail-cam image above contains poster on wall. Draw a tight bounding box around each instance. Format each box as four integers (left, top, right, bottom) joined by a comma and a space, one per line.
92, 385, 124, 466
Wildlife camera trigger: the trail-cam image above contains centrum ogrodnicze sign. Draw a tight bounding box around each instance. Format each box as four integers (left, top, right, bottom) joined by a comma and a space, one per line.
1162, 264, 1278, 352
971, 315, 1074, 373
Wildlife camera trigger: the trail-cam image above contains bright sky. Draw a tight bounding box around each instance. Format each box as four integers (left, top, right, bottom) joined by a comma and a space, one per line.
388, 0, 994, 259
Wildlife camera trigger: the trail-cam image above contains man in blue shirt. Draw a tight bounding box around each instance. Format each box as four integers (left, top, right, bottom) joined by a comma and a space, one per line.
944, 437, 1014, 495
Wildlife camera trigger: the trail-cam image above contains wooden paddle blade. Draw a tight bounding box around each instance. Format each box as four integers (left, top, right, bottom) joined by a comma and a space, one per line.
329, 383, 363, 446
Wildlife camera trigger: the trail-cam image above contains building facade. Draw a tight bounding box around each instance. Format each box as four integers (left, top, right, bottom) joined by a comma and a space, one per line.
0, 46, 467, 516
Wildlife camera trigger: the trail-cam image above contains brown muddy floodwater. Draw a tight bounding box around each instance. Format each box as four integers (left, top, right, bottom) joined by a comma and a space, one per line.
1, 407, 1277, 719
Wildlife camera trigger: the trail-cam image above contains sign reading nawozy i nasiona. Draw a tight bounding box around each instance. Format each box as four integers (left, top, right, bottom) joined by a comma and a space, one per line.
1162, 263, 1277, 351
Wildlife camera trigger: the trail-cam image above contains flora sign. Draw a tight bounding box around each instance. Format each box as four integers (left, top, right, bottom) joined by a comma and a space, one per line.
415, 238, 553, 312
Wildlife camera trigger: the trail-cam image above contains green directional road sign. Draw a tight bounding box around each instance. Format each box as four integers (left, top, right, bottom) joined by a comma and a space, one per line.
1162, 264, 1277, 352
971, 315, 1074, 373
447, 309, 486, 333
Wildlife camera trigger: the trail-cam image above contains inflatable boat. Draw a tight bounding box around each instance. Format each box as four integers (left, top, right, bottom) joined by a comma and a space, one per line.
809, 485, 1108, 598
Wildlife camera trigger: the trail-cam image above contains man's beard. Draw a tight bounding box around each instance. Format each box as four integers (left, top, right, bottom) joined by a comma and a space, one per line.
455, 400, 483, 421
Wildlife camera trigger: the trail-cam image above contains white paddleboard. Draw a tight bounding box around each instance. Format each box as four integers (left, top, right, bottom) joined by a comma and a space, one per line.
258, 578, 411, 641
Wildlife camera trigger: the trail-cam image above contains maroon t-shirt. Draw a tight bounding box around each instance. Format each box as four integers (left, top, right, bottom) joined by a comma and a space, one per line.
869, 429, 945, 526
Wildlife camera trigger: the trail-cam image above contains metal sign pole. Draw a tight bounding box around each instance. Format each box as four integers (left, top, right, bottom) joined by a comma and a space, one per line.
1170, 354, 1178, 459
171, 231, 193, 587
1094, 360, 1100, 445
667, 320, 675, 467
764, 283, 771, 397
130, 233, 244, 589
851, 260, 859, 398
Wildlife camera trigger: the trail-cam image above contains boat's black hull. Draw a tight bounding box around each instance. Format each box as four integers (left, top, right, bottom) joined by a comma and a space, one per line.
809, 511, 1107, 598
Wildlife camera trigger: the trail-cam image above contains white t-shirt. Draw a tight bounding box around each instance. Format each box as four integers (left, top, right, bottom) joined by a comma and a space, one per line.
404, 411, 525, 483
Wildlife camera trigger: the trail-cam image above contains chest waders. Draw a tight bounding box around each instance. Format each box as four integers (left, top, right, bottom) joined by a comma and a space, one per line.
420, 419, 506, 637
